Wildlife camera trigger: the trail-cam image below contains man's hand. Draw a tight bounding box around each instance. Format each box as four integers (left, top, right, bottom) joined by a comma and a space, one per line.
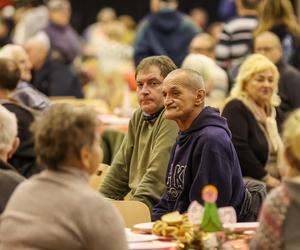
264, 175, 281, 188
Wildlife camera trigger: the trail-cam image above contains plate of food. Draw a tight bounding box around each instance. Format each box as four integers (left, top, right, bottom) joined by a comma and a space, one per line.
223, 222, 259, 232
129, 241, 177, 250
126, 231, 159, 243
133, 222, 155, 233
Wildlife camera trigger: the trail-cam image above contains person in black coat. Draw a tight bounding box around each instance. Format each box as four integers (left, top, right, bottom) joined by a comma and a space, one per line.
222, 54, 283, 189
254, 0, 300, 70
24, 34, 83, 98
0, 105, 25, 213
254, 31, 300, 129
0, 58, 42, 177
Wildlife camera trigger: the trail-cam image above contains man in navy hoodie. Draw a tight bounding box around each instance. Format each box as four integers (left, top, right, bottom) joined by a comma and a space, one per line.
152, 68, 245, 221
134, 0, 200, 67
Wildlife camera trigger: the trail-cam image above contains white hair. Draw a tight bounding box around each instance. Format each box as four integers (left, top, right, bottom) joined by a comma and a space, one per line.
47, 0, 70, 11
181, 53, 215, 84
25, 32, 50, 51
0, 44, 24, 60
0, 105, 18, 151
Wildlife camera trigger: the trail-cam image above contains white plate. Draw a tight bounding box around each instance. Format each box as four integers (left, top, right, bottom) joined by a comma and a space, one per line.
126, 231, 159, 243
129, 241, 177, 250
223, 222, 259, 232
133, 222, 155, 233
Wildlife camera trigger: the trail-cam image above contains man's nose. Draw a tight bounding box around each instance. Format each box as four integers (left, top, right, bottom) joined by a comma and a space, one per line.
164, 95, 172, 106
141, 84, 150, 94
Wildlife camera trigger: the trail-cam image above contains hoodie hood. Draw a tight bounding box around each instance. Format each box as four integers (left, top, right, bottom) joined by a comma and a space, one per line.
149, 9, 182, 33
177, 106, 231, 145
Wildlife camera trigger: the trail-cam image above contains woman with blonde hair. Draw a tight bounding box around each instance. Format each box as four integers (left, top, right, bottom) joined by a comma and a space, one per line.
0, 104, 128, 250
222, 54, 283, 188
251, 109, 300, 249
254, 0, 300, 68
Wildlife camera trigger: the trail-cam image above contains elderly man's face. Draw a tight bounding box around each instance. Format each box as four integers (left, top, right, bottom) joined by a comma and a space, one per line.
136, 66, 165, 115
254, 36, 282, 64
15, 49, 32, 82
24, 42, 47, 71
162, 73, 200, 124
189, 37, 214, 59
49, 6, 71, 26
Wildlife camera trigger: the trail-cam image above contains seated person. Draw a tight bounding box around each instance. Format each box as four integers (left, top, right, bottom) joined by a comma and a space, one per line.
250, 109, 300, 249
24, 33, 83, 98
100, 56, 179, 210
188, 33, 229, 99
0, 44, 49, 110
0, 58, 41, 177
222, 54, 283, 188
0, 105, 25, 213
0, 104, 128, 250
152, 69, 245, 221
254, 31, 300, 130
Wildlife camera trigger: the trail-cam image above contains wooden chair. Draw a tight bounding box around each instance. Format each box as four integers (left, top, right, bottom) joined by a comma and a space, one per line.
88, 164, 109, 190
111, 200, 151, 228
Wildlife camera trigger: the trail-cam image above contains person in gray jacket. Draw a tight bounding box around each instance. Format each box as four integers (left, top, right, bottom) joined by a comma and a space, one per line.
0, 104, 128, 250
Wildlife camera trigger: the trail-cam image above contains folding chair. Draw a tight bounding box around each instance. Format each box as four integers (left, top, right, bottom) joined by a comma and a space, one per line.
111, 200, 151, 228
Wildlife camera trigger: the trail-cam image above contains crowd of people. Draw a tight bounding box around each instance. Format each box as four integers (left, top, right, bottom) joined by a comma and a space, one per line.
1, 0, 300, 249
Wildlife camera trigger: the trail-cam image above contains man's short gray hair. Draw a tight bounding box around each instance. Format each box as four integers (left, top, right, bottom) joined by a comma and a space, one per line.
159, 0, 178, 10
0, 105, 18, 151
25, 32, 50, 51
0, 44, 24, 60
167, 68, 206, 91
47, 0, 70, 11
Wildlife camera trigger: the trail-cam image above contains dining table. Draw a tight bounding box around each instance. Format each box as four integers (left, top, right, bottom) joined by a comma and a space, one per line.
126, 222, 258, 250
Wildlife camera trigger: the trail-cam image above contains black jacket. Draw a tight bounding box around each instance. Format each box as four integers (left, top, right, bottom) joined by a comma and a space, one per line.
0, 159, 24, 213
276, 59, 300, 129
1, 100, 43, 177
31, 54, 83, 98
222, 99, 269, 180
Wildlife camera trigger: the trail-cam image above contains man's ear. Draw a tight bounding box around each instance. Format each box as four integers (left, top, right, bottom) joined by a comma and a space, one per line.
7, 137, 20, 159
195, 89, 206, 106
80, 145, 90, 171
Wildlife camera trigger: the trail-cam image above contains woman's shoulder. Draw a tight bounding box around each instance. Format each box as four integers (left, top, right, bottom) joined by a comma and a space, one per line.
222, 98, 248, 114
225, 98, 245, 107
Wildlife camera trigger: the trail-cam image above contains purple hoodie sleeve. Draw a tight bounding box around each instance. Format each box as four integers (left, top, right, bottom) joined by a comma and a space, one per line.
151, 191, 170, 221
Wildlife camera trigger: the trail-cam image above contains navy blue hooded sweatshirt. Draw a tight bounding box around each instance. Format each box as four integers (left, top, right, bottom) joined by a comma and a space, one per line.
134, 9, 199, 67
152, 107, 245, 221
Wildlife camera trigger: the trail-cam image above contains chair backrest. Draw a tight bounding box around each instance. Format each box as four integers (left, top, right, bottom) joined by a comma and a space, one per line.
111, 200, 151, 228
101, 128, 125, 165
88, 164, 109, 190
